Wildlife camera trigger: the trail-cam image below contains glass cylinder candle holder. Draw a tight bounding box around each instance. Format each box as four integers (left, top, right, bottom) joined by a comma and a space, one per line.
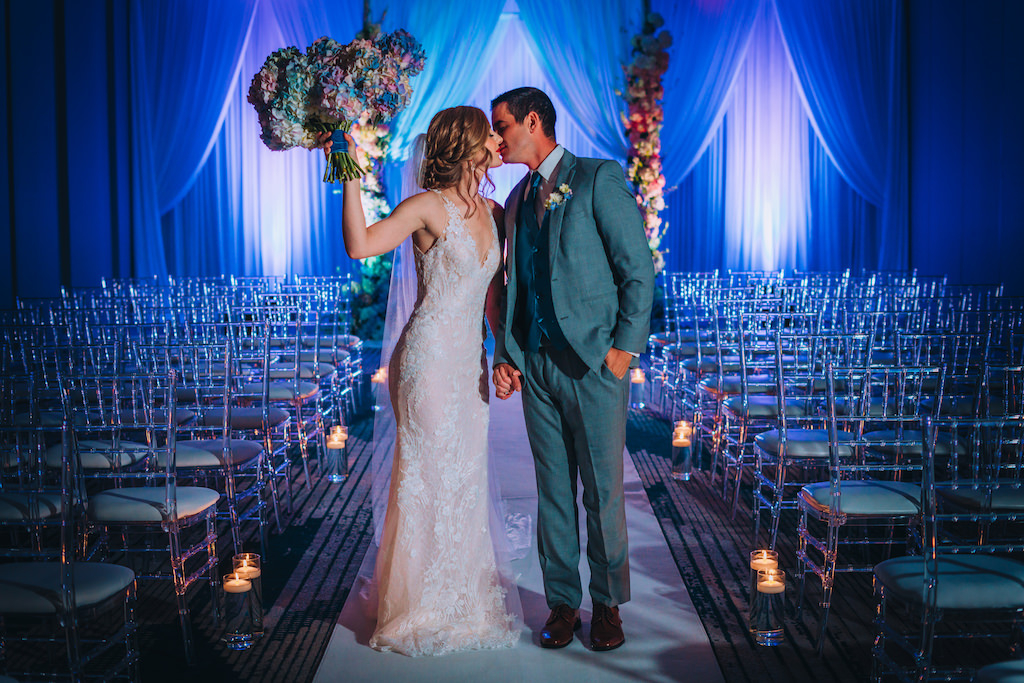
748, 550, 779, 632
232, 553, 263, 637
752, 568, 786, 646
370, 368, 387, 411
324, 426, 349, 483
629, 368, 646, 410
671, 421, 693, 481
221, 572, 254, 650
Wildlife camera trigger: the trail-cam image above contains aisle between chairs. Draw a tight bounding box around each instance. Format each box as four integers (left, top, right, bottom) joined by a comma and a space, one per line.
313, 384, 724, 683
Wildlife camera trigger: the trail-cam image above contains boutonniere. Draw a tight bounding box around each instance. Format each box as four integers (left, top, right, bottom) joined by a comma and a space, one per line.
544, 183, 573, 210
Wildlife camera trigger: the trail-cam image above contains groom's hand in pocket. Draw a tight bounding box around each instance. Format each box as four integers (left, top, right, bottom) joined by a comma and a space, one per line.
493, 363, 522, 400
604, 347, 632, 380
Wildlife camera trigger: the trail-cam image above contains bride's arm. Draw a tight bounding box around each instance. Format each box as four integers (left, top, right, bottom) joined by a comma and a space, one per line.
341, 184, 429, 259
319, 131, 428, 260
484, 199, 506, 339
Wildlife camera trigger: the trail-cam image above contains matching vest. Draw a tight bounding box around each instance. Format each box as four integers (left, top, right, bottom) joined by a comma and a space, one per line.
514, 172, 568, 352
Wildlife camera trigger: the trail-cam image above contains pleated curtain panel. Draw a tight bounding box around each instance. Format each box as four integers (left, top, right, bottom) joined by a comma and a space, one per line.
125, 0, 908, 280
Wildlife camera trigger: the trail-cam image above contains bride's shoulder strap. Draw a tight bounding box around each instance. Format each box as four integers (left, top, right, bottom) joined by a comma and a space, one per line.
430, 189, 462, 222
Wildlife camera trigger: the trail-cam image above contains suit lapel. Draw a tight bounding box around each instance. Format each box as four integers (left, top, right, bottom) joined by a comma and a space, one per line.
545, 150, 577, 272
503, 175, 530, 333
505, 175, 530, 279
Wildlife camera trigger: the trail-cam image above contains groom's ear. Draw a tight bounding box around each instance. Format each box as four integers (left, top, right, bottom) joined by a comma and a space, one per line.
526, 111, 540, 134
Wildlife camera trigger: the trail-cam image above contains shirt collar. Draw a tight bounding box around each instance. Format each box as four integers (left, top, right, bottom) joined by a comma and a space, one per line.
535, 145, 565, 183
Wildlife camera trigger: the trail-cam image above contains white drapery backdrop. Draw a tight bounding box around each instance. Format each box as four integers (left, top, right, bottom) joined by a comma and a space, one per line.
654, 0, 906, 273
723, 2, 811, 272
131, 0, 907, 279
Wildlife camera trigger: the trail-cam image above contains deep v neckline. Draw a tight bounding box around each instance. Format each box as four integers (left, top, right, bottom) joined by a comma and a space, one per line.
430, 190, 495, 268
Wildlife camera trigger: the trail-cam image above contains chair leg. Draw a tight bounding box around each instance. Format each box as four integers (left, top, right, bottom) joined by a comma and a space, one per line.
816, 564, 835, 655
207, 513, 220, 627
126, 583, 140, 681
169, 527, 196, 665
730, 422, 749, 518
223, 470, 243, 556
768, 462, 787, 549
263, 453, 283, 534
295, 403, 312, 491
796, 511, 809, 617
871, 586, 887, 683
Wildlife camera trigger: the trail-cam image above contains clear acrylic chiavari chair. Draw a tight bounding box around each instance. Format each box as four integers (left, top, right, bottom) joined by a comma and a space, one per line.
872, 415, 1024, 682
0, 415, 138, 681
796, 362, 944, 651
64, 369, 219, 665
141, 331, 283, 557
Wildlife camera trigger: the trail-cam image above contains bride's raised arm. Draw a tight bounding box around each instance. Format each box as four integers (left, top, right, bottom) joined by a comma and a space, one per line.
340, 183, 430, 260
319, 131, 430, 260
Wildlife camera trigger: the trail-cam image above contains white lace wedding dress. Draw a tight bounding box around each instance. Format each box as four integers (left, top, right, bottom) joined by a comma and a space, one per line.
369, 190, 520, 656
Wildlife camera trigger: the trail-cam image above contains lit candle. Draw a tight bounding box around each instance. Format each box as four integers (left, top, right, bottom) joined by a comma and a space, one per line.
232, 553, 263, 636
371, 368, 387, 384
749, 550, 779, 573
326, 425, 348, 449
223, 573, 252, 594
233, 563, 261, 580
630, 368, 645, 384
757, 569, 786, 594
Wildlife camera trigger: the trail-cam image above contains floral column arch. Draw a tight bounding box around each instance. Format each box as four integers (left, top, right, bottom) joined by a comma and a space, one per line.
622, 8, 672, 273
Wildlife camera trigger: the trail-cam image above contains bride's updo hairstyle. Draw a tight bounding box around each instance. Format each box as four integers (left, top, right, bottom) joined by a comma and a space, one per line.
421, 106, 495, 213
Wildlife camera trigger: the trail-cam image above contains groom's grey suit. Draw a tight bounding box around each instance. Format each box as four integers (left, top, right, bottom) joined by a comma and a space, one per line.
494, 146, 655, 610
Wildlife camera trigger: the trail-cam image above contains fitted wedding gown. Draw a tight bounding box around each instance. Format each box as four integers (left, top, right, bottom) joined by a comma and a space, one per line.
369, 190, 520, 656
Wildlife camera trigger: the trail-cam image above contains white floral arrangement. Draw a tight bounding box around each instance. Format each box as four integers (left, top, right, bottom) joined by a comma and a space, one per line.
544, 183, 574, 210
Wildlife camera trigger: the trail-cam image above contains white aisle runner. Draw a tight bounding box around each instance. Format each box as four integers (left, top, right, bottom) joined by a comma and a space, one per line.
313, 387, 723, 683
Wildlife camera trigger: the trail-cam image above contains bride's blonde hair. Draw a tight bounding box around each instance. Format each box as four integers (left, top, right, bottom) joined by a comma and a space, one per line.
420, 106, 495, 214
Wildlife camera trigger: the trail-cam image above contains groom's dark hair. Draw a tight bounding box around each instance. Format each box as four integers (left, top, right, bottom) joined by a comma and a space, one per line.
491, 87, 557, 141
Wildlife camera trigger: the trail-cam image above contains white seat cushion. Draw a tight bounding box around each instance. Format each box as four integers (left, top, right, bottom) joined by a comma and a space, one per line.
874, 555, 1024, 610
0, 492, 64, 520
88, 486, 220, 523
699, 374, 776, 397
862, 430, 964, 456
117, 408, 195, 426
169, 439, 264, 468
285, 350, 348, 365
0, 561, 135, 613
799, 480, 921, 516
267, 361, 336, 380
240, 382, 319, 403
195, 407, 290, 429
938, 485, 1024, 511
976, 659, 1024, 683
723, 395, 815, 419
755, 428, 853, 458
45, 440, 150, 470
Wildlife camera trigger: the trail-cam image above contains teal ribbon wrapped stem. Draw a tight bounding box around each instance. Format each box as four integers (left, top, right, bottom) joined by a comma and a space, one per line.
319, 122, 364, 184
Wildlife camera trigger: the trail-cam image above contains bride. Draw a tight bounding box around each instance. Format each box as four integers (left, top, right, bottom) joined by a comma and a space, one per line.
323, 106, 521, 656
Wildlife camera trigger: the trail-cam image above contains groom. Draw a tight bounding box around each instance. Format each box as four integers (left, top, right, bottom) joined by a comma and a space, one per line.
490, 87, 655, 651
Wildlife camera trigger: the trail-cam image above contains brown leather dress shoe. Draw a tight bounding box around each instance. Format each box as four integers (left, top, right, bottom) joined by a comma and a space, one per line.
540, 604, 581, 648
590, 603, 625, 651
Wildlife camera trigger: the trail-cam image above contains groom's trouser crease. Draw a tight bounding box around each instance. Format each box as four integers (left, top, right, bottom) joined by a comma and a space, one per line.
521, 346, 630, 610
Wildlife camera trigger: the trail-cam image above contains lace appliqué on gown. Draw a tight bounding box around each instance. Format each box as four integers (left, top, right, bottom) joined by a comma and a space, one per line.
369, 191, 518, 656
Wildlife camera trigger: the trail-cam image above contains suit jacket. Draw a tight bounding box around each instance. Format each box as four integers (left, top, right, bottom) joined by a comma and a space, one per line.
493, 149, 655, 373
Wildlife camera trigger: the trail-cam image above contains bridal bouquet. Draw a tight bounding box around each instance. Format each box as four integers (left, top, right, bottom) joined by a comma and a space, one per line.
248, 30, 426, 183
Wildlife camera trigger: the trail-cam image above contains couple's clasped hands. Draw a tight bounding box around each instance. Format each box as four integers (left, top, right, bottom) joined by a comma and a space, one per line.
492, 347, 632, 400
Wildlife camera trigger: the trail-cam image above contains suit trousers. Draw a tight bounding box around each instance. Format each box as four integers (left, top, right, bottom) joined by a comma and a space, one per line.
521, 345, 631, 609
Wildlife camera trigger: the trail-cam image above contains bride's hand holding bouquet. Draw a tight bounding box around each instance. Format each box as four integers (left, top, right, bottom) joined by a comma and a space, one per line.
248, 29, 425, 183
